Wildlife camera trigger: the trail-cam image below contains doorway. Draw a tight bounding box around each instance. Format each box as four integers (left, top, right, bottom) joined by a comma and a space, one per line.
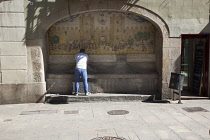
181, 35, 209, 97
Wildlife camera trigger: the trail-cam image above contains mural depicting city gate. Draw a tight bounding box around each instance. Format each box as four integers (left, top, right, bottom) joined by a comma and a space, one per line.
48, 11, 155, 55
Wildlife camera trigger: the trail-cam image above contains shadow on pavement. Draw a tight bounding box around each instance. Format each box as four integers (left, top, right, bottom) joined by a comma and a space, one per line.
45, 95, 69, 104
142, 99, 170, 103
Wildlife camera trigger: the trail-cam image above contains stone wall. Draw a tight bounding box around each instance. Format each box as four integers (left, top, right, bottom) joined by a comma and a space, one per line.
0, 0, 46, 104
24, 0, 210, 39
46, 54, 159, 94
24, 0, 202, 99
0, 0, 209, 104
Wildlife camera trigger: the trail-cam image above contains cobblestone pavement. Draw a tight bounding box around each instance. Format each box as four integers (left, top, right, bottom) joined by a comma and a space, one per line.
0, 100, 210, 140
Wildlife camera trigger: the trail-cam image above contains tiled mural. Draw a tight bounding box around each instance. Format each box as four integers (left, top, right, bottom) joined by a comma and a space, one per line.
48, 11, 155, 55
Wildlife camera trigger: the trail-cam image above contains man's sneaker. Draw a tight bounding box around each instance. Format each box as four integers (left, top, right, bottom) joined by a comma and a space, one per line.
75, 93, 78, 96
85, 92, 91, 96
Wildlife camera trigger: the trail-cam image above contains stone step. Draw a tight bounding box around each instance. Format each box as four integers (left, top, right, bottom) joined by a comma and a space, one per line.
181, 96, 209, 100
45, 93, 155, 104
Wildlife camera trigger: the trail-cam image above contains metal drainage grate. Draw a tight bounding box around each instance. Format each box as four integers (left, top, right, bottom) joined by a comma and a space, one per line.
107, 110, 129, 115
64, 110, 79, 114
3, 119, 12, 122
91, 136, 126, 140
20, 110, 57, 115
182, 107, 209, 112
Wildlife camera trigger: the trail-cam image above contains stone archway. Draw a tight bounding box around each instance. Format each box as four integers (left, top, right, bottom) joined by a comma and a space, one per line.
26, 4, 173, 99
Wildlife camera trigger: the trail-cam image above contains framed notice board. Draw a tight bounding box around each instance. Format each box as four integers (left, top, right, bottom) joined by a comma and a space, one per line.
192, 46, 205, 95
169, 73, 180, 90
169, 73, 185, 90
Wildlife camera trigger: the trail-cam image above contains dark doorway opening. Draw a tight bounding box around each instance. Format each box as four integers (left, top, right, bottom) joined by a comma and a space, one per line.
181, 35, 209, 97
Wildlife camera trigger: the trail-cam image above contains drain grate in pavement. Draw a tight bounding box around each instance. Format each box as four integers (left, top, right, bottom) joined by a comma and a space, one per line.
20, 110, 57, 115
107, 110, 129, 115
182, 107, 209, 112
91, 136, 126, 140
64, 110, 79, 114
3, 119, 12, 122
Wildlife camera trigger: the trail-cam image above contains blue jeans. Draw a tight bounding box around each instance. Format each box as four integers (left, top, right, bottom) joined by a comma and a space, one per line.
75, 68, 88, 94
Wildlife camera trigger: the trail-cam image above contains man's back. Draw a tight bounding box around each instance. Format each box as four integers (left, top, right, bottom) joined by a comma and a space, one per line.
75, 53, 88, 70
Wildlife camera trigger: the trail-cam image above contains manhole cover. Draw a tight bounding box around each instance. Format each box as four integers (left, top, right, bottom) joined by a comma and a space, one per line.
91, 136, 126, 140
182, 107, 209, 112
107, 110, 129, 115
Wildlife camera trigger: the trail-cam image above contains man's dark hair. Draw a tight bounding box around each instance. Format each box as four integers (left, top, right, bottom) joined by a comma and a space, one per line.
80, 49, 85, 53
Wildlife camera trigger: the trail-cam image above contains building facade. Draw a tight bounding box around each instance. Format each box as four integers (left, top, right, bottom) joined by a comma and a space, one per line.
0, 0, 210, 104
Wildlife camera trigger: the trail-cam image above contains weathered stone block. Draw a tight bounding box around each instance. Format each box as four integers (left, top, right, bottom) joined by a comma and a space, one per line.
1, 56, 27, 70
170, 38, 181, 48
27, 46, 45, 83
49, 55, 75, 64
162, 48, 170, 59
33, 72, 43, 82
0, 84, 27, 104
30, 47, 41, 60
169, 48, 181, 59
136, 1, 148, 8
32, 60, 42, 71
27, 82, 46, 103
47, 64, 75, 74
47, 74, 159, 94
90, 55, 117, 62
47, 78, 73, 93
0, 42, 26, 56
0, 13, 25, 26
142, 78, 158, 92
0, 28, 25, 41
162, 59, 171, 82
183, 0, 193, 6
174, 0, 184, 6
1, 70, 27, 83
0, 0, 24, 12
171, 58, 181, 73
0, 82, 46, 104
0, 72, 2, 83
169, 26, 181, 37
126, 54, 155, 62
163, 37, 170, 48
161, 82, 171, 99
49, 55, 118, 64
201, 0, 210, 5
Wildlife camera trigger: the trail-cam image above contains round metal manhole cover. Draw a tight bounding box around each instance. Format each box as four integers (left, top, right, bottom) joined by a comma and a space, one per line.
91, 136, 126, 140
107, 110, 129, 115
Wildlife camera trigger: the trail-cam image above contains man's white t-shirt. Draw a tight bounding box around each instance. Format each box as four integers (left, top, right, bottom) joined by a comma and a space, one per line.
75, 53, 89, 70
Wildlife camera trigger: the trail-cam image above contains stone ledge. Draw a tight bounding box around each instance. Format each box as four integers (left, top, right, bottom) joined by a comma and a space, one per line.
47, 73, 159, 79
45, 93, 155, 104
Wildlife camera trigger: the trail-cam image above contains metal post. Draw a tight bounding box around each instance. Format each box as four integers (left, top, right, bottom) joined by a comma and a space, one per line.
178, 75, 183, 104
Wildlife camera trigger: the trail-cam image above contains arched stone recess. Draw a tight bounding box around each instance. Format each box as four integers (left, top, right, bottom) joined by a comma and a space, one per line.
127, 6, 181, 99
26, 5, 180, 99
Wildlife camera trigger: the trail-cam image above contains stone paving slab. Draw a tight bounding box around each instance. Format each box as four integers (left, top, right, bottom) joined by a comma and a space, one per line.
0, 100, 210, 140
